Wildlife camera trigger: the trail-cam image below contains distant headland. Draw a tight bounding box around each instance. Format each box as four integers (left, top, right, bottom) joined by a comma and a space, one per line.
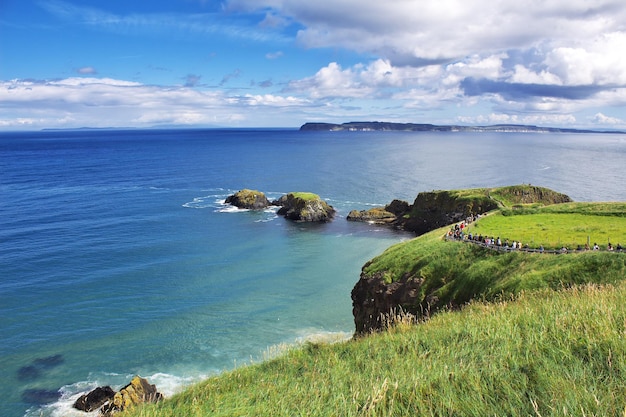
300, 121, 625, 134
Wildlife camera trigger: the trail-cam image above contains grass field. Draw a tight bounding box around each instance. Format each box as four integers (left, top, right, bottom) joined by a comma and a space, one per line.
470, 203, 626, 250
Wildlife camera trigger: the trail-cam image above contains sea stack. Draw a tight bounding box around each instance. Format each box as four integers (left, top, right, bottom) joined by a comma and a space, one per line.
274, 192, 336, 222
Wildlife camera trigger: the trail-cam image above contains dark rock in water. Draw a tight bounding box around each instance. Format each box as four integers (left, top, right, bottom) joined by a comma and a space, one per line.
225, 189, 270, 209
17, 365, 42, 381
100, 376, 163, 416
347, 200, 410, 225
347, 207, 397, 224
73, 386, 116, 412
21, 388, 61, 405
273, 192, 336, 222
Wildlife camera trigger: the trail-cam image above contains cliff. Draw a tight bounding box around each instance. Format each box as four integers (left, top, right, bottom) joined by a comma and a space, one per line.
351, 185, 582, 335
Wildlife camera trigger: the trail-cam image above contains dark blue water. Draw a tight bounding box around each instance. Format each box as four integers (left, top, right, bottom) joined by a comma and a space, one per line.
1, 129, 625, 417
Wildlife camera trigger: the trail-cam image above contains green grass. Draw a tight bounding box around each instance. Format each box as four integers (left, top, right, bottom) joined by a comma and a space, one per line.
470, 203, 626, 250
289, 192, 320, 201
358, 202, 626, 322
124, 282, 626, 417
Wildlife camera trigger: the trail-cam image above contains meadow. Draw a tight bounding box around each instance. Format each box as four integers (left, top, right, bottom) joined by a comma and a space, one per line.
470, 202, 626, 250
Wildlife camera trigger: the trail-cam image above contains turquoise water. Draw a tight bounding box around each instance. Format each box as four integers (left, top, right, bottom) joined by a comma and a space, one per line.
1, 129, 625, 416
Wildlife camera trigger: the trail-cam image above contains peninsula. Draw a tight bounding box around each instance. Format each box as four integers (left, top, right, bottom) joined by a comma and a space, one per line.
300, 121, 625, 133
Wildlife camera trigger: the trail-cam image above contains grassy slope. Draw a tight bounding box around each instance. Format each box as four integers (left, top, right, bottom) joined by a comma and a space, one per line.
362, 202, 626, 313
121, 197, 626, 417
125, 283, 626, 417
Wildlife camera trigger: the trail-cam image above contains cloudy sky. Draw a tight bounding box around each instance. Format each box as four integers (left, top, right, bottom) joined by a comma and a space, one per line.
1, 0, 626, 130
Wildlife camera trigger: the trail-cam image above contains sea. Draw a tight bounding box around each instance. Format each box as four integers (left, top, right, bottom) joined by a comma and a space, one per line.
1, 128, 625, 417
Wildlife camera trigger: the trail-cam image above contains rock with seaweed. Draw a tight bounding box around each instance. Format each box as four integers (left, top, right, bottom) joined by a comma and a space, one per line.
99, 376, 163, 416
273, 192, 336, 222
225, 189, 271, 209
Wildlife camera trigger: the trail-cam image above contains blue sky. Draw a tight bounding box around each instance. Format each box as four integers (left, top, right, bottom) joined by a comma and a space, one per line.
1, 0, 625, 130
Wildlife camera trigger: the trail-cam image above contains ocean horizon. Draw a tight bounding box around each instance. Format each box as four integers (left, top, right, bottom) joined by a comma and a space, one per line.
1, 128, 625, 417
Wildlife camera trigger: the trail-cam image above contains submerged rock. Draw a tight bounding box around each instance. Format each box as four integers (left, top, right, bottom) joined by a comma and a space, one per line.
21, 388, 61, 405
274, 192, 336, 222
17, 354, 65, 381
73, 386, 115, 412
225, 189, 270, 209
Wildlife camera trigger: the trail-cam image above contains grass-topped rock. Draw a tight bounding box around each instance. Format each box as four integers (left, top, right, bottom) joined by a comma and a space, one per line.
225, 189, 270, 209
348, 184, 572, 235
347, 200, 409, 224
273, 192, 336, 222
352, 195, 626, 335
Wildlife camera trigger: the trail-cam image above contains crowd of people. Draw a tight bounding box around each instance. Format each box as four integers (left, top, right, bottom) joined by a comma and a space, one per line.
446, 218, 624, 253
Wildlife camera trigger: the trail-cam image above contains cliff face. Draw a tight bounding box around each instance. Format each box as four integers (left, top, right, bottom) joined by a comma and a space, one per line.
351, 270, 427, 335
397, 191, 498, 235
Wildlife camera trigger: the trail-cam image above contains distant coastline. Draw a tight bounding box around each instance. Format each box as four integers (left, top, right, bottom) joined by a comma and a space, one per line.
300, 121, 626, 134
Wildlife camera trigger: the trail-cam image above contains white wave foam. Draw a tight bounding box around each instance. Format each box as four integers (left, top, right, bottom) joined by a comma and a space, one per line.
216, 204, 248, 213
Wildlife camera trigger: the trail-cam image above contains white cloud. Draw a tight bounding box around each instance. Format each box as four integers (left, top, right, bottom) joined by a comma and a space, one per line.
0, 78, 310, 129
265, 51, 283, 59
593, 112, 624, 125
227, 0, 626, 65
77, 66, 97, 74
544, 32, 626, 86
457, 113, 577, 126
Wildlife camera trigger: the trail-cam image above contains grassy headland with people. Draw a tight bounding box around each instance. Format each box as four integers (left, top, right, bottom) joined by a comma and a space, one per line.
120, 186, 626, 417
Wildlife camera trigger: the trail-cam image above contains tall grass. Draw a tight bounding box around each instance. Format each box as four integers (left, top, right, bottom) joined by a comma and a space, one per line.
124, 283, 626, 417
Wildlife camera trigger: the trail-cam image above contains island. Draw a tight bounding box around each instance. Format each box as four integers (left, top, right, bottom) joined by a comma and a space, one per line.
300, 121, 625, 133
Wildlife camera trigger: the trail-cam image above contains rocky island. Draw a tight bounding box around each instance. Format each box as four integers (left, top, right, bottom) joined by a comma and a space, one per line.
224, 190, 336, 222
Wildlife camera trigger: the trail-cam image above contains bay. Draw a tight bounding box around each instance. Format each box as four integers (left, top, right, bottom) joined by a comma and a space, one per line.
1, 129, 625, 417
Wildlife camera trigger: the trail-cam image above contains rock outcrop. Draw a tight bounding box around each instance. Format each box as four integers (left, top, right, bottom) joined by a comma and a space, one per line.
225, 189, 270, 209
347, 200, 409, 224
351, 270, 425, 335
73, 386, 115, 412
100, 376, 163, 416
73, 376, 162, 416
273, 192, 336, 222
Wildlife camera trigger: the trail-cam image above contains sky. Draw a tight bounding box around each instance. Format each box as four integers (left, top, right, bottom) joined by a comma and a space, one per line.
1, 0, 626, 130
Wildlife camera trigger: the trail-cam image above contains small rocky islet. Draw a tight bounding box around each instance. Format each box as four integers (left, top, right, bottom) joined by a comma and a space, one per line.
225, 189, 336, 222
